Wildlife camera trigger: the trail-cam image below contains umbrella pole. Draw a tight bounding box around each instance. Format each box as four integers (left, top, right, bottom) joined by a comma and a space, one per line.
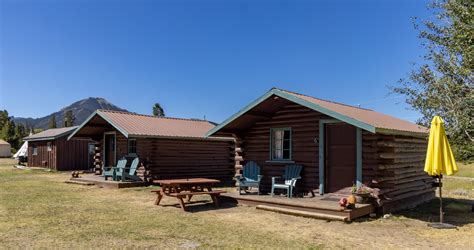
439, 175, 443, 224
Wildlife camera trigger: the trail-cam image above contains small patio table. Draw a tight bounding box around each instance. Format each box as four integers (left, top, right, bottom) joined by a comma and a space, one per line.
151, 178, 225, 211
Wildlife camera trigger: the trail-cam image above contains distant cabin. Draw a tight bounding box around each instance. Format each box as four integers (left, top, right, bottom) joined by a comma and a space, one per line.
0, 139, 11, 158
68, 110, 234, 182
207, 88, 432, 213
24, 127, 92, 170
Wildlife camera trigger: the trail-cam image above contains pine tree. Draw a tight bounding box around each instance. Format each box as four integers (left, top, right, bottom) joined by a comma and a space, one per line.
152, 103, 165, 117
13, 123, 27, 149
1, 120, 16, 147
48, 115, 57, 129
63, 110, 76, 127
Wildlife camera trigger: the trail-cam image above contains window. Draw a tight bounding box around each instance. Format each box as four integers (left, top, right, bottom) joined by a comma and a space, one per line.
32, 145, 38, 156
47, 142, 52, 152
270, 128, 291, 160
128, 139, 137, 154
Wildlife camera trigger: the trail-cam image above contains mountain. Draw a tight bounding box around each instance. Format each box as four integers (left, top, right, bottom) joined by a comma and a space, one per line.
13, 97, 128, 129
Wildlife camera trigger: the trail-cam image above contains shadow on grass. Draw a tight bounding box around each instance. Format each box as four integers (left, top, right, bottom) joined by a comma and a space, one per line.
156, 197, 238, 213
395, 197, 474, 226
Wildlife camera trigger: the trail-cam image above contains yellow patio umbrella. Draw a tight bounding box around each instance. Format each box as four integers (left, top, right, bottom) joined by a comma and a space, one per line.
424, 116, 458, 228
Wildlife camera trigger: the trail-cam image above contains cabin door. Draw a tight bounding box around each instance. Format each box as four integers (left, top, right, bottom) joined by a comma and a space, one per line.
104, 133, 116, 167
325, 123, 356, 193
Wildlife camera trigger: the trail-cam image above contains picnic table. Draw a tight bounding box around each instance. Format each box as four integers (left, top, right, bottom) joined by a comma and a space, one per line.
151, 178, 226, 211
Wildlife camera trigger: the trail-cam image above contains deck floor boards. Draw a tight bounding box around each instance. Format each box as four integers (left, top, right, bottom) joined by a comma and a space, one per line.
222, 192, 374, 221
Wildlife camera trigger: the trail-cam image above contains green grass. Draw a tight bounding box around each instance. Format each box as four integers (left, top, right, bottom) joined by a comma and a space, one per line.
457, 162, 474, 178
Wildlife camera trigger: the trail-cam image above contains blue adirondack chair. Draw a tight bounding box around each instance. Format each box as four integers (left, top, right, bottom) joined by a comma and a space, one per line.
103, 159, 127, 181
271, 164, 303, 198
235, 161, 263, 195
121, 157, 142, 182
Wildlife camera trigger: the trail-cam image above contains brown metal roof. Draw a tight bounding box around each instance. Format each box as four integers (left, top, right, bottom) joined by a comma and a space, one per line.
24, 126, 79, 141
70, 110, 227, 140
280, 89, 428, 134
206, 88, 428, 137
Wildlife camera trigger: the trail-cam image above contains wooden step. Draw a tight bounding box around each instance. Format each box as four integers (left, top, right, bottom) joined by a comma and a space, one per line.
256, 205, 349, 222
64, 179, 96, 186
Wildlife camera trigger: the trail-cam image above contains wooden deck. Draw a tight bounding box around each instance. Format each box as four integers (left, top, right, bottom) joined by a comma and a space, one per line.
222, 192, 374, 221
65, 174, 148, 189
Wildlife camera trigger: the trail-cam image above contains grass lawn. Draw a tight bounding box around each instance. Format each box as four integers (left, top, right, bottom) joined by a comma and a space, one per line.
456, 162, 474, 178
0, 158, 473, 249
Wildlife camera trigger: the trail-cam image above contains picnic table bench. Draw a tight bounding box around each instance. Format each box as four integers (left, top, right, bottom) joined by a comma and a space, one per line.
151, 178, 226, 211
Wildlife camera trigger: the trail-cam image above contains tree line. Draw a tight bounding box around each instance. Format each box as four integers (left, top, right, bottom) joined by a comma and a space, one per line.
0, 110, 29, 151
0, 109, 77, 152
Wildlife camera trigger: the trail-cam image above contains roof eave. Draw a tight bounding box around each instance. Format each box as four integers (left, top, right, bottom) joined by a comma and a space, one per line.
273, 89, 376, 133
375, 127, 429, 138
206, 88, 377, 137
24, 137, 56, 142
205, 89, 277, 137
130, 134, 234, 141
25, 128, 76, 141
67, 110, 130, 140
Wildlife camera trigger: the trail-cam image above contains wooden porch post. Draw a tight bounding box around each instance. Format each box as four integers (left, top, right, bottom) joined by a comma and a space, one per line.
356, 128, 363, 187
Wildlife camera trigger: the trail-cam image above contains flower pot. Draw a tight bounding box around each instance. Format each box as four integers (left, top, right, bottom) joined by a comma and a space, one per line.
352, 192, 371, 204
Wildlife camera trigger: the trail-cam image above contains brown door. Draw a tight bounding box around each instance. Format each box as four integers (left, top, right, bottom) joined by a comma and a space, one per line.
325, 123, 356, 192
104, 134, 116, 167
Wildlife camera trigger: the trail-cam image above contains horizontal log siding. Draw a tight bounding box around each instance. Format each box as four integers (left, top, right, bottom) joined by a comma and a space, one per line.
242, 104, 332, 194
146, 138, 234, 182
363, 133, 434, 213
104, 130, 235, 183
56, 137, 90, 171
28, 140, 56, 169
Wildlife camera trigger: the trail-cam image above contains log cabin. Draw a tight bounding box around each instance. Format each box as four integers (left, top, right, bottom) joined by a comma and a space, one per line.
206, 88, 434, 213
24, 126, 92, 171
68, 110, 235, 182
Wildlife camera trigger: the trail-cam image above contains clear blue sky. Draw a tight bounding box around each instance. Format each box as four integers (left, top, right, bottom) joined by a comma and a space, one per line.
1, 0, 431, 123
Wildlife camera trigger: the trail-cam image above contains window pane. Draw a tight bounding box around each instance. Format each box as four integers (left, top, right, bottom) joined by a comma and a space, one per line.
283, 150, 290, 159
273, 130, 280, 140
273, 149, 283, 159
128, 140, 137, 154
283, 130, 290, 140
271, 128, 291, 160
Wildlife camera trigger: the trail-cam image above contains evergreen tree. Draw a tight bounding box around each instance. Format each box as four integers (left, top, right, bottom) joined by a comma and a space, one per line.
13, 123, 27, 149
0, 110, 9, 128
63, 110, 76, 127
48, 115, 57, 129
152, 103, 165, 117
1, 120, 16, 147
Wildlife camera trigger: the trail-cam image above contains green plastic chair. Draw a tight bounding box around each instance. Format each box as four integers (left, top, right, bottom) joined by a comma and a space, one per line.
121, 157, 142, 182
271, 164, 303, 198
235, 161, 262, 195
103, 159, 127, 181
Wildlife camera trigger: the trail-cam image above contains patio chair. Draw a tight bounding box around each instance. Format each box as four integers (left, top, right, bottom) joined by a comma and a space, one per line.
121, 157, 142, 182
103, 159, 127, 181
235, 161, 263, 195
271, 164, 303, 198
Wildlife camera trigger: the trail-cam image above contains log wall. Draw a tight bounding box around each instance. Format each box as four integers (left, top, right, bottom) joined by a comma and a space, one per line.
234, 103, 433, 212
144, 138, 234, 182
363, 132, 434, 213
241, 104, 332, 194
102, 130, 235, 183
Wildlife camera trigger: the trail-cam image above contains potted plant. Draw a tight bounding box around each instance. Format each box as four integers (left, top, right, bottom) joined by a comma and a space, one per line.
351, 184, 373, 203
